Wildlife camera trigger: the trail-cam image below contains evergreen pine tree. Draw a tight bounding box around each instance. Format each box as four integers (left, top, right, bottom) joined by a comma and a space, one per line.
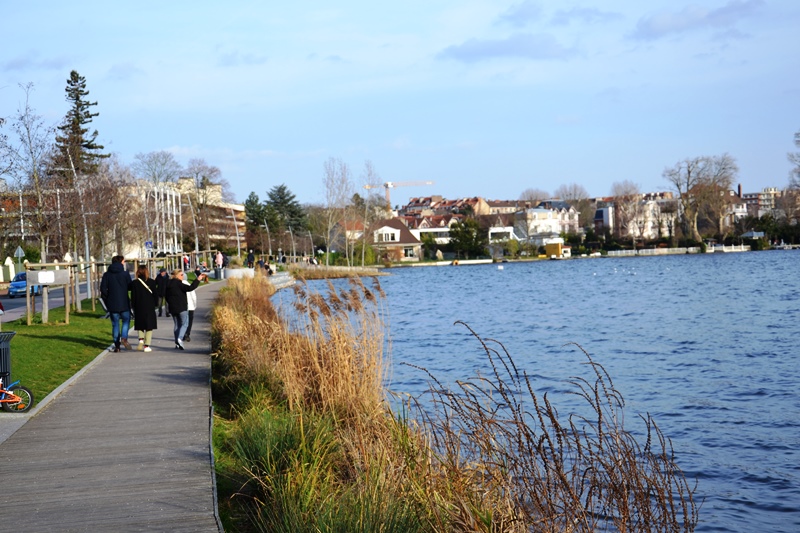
266, 184, 307, 230
53, 70, 108, 183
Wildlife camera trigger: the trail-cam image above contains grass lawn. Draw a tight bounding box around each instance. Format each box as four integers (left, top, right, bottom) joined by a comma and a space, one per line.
3, 300, 110, 406
2, 271, 216, 407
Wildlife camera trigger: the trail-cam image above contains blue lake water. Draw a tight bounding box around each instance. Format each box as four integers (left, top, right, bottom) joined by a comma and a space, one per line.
292, 251, 800, 532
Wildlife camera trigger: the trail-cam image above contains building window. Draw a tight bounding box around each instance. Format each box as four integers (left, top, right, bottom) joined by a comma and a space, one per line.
404, 247, 415, 257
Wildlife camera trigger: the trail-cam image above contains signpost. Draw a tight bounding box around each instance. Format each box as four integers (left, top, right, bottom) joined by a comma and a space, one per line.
14, 246, 24, 270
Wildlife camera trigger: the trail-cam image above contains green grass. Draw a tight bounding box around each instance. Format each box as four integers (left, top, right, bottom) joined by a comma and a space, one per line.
3, 300, 109, 404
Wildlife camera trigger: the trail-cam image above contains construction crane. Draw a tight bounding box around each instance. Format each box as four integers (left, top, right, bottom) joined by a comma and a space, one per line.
364, 181, 435, 213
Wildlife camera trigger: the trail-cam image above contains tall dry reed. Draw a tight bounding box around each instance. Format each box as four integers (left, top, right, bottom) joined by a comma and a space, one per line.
212, 272, 388, 423
212, 273, 698, 532
400, 321, 698, 532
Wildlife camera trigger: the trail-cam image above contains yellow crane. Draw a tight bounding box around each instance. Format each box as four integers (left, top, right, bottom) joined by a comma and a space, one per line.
364, 180, 435, 212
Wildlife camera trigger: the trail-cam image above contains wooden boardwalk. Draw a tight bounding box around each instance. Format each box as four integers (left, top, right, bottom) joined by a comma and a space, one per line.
0, 281, 224, 531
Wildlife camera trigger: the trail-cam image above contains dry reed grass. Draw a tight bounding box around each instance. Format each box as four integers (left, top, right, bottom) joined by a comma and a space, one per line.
401, 321, 699, 532
212, 273, 698, 532
212, 271, 388, 423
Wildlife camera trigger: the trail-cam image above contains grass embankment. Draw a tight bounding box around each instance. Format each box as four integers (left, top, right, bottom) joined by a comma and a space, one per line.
4, 300, 109, 403
212, 273, 698, 532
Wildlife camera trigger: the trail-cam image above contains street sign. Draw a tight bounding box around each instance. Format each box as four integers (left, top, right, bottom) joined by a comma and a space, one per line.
14, 246, 24, 259
145, 241, 153, 250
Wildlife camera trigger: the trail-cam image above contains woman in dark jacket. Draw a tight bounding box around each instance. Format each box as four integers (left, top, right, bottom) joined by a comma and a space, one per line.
130, 264, 159, 352
165, 269, 207, 350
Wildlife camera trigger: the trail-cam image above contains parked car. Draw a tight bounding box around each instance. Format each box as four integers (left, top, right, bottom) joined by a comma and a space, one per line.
7, 272, 42, 298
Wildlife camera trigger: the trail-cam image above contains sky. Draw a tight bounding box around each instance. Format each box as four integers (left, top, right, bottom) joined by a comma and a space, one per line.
2, 1, 799, 206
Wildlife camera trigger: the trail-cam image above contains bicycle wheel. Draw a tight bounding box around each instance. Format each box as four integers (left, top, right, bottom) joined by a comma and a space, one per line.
2, 385, 34, 413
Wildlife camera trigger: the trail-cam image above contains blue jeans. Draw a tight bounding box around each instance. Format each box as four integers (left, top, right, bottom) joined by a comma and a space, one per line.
110, 310, 131, 346
172, 311, 189, 344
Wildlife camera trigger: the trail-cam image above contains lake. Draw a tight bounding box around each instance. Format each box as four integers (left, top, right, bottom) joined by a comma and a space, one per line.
285, 251, 799, 532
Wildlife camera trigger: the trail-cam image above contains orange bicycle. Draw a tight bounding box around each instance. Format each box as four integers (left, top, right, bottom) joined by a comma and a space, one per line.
0, 372, 34, 413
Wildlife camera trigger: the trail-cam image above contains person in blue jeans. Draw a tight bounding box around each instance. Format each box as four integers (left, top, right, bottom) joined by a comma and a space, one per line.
100, 255, 132, 352
165, 269, 207, 350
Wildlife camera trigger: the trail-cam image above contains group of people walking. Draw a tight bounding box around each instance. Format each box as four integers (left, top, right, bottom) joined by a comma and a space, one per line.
100, 256, 208, 353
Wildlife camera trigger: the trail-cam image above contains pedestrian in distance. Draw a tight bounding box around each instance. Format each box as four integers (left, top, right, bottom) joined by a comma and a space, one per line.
100, 255, 132, 353
130, 264, 158, 352
165, 268, 207, 350
214, 250, 224, 280
247, 249, 255, 268
155, 267, 170, 317
182, 272, 198, 343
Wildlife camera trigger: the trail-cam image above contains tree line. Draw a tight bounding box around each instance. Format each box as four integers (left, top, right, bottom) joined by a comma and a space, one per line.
0, 72, 232, 263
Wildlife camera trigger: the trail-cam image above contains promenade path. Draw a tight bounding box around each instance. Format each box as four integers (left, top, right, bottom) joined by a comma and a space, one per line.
0, 280, 225, 531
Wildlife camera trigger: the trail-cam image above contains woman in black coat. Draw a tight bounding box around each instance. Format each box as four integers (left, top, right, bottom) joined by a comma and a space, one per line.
130, 264, 159, 352
165, 269, 207, 349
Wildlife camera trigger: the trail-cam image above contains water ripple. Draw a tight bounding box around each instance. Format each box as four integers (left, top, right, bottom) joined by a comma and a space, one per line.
374, 252, 800, 533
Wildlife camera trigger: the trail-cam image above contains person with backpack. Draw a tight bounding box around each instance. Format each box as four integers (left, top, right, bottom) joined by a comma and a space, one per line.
100, 255, 132, 352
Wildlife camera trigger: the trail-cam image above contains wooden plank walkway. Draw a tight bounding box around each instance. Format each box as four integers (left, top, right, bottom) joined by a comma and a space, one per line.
0, 281, 224, 532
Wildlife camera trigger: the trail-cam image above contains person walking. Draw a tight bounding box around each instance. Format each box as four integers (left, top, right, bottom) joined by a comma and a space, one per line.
214, 250, 223, 280
165, 268, 207, 350
130, 264, 158, 352
246, 249, 255, 268
155, 268, 170, 317
100, 255, 132, 353
182, 273, 198, 343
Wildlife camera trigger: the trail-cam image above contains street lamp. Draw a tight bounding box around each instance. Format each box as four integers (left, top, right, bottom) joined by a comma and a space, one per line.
65, 153, 92, 302
182, 197, 200, 256
286, 227, 295, 262
228, 208, 241, 258
263, 220, 272, 259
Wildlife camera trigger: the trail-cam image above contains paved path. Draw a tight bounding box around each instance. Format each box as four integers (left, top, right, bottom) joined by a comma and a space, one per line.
0, 281, 225, 532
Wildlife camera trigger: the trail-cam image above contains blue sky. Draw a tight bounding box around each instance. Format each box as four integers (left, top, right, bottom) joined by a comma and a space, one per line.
2, 1, 799, 205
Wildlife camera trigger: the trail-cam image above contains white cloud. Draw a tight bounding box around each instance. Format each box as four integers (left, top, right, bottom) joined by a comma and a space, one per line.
632, 0, 765, 40
496, 1, 542, 28
438, 32, 575, 62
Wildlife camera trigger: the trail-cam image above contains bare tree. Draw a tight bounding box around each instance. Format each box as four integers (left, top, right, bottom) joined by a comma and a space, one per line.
698, 156, 737, 239
322, 157, 353, 266
132, 150, 182, 186
519, 187, 549, 206
0, 83, 55, 261
610, 180, 641, 244
664, 154, 737, 242
184, 158, 223, 250
91, 156, 136, 257
359, 160, 381, 266
554, 182, 592, 229
783, 130, 800, 222
657, 199, 679, 244
789, 130, 800, 190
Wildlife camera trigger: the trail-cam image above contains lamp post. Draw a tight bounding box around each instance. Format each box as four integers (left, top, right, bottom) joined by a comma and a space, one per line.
228, 208, 241, 258
66, 153, 92, 302
263, 220, 272, 259
290, 227, 296, 261
182, 197, 200, 256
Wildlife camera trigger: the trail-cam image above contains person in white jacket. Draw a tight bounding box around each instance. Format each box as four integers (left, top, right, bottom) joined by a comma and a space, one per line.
182, 275, 198, 342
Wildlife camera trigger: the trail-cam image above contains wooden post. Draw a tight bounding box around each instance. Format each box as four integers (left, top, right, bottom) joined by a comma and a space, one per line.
26, 279, 32, 326
42, 285, 49, 324
65, 277, 70, 325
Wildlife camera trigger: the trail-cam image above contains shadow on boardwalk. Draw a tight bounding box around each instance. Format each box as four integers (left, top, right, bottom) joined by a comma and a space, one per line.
0, 281, 225, 532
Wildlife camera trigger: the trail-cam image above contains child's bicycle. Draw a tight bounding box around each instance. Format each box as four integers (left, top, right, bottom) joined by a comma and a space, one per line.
0, 372, 34, 413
